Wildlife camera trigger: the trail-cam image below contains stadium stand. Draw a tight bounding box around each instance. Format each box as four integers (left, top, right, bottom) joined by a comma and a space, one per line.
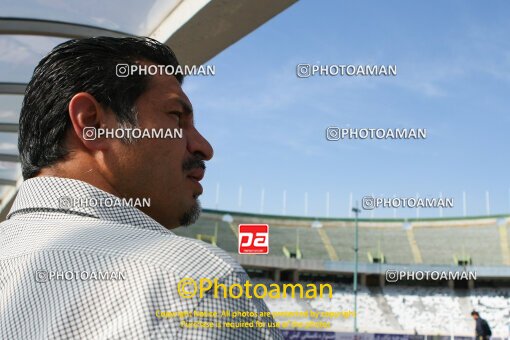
172, 209, 510, 337
258, 280, 510, 337
413, 225, 502, 265
181, 210, 510, 266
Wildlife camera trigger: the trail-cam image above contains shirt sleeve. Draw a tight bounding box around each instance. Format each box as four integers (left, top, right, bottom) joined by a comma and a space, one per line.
175, 270, 284, 340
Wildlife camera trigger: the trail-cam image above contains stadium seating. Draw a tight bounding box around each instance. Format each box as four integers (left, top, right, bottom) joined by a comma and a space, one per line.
252, 280, 510, 337
172, 211, 510, 336
175, 211, 509, 266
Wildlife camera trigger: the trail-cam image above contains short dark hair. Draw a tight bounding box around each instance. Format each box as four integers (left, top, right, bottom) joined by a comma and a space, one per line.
471, 311, 479, 316
19, 36, 183, 179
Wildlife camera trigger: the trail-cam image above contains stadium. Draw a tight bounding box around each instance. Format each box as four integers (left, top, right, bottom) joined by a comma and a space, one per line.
173, 209, 510, 338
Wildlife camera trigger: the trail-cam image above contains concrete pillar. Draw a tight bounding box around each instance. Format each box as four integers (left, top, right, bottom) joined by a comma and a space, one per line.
448, 280, 454, 289
360, 274, 367, 286
292, 270, 299, 282
273, 269, 281, 283
468, 279, 475, 290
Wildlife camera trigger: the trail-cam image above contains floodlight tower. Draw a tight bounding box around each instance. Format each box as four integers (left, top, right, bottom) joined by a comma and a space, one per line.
352, 202, 361, 333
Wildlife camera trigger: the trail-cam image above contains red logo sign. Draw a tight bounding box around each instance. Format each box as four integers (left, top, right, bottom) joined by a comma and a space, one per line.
238, 224, 269, 254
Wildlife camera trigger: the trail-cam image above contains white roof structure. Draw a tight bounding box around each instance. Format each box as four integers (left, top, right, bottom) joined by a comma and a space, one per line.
0, 0, 297, 219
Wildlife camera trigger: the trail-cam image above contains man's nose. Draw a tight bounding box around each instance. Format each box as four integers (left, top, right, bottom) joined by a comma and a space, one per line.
187, 127, 214, 161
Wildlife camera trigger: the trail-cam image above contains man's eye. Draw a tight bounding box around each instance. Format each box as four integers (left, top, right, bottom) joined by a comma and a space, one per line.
168, 112, 182, 122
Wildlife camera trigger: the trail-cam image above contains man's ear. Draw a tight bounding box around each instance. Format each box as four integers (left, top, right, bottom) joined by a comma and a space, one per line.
68, 92, 111, 151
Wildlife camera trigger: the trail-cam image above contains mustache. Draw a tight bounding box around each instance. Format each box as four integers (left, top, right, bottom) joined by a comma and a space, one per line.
183, 154, 206, 172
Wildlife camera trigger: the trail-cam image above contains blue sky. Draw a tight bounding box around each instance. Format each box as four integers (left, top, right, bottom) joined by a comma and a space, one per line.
183, 0, 510, 218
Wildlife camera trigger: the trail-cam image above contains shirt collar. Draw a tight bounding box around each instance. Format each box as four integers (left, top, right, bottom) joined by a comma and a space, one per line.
7, 176, 169, 233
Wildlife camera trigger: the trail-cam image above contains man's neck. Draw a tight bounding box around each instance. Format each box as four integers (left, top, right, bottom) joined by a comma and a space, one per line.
37, 163, 122, 199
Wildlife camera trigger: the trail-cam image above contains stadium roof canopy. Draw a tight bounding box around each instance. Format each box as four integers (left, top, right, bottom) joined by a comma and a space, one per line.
0, 0, 297, 219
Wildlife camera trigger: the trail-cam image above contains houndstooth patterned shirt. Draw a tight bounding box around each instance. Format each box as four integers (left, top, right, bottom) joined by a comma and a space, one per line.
0, 176, 283, 339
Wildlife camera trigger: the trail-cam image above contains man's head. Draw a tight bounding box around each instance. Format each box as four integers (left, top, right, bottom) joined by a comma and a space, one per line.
471, 311, 480, 320
19, 36, 214, 228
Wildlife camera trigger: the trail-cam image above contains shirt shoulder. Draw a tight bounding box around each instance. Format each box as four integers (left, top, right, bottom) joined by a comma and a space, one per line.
0, 214, 243, 279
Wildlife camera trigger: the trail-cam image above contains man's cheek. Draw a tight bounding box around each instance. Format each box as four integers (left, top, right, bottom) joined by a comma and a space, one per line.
158, 138, 186, 157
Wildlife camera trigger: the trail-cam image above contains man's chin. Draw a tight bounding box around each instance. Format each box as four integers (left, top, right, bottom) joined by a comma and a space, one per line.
179, 199, 201, 227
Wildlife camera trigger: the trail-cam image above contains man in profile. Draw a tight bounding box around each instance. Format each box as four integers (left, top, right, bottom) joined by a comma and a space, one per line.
471, 310, 492, 340
0, 37, 282, 339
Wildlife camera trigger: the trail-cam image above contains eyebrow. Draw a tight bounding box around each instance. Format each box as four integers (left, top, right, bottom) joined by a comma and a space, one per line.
173, 97, 193, 115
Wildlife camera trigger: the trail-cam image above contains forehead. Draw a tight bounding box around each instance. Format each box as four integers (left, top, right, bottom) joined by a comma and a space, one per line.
140, 71, 191, 108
